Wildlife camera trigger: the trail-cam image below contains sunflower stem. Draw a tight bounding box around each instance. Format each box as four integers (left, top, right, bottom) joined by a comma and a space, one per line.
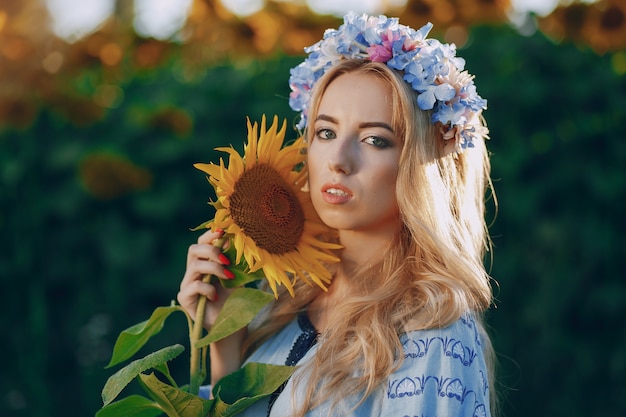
189, 274, 210, 395
189, 237, 225, 396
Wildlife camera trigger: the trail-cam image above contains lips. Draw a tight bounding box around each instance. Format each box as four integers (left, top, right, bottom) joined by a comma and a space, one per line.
321, 183, 353, 204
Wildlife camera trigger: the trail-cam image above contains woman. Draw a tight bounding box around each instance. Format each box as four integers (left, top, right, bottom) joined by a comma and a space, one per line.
178, 13, 496, 416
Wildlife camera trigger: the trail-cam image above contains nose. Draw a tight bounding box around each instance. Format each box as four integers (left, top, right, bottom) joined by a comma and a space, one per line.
326, 137, 355, 175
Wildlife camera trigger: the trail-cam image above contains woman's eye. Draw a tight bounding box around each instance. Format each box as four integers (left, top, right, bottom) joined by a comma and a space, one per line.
315, 128, 336, 140
363, 136, 390, 148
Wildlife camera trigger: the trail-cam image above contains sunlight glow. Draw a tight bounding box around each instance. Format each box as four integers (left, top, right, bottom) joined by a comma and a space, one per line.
134, 0, 194, 39
220, 0, 264, 16
510, 0, 559, 16
45, 0, 114, 42
306, 0, 407, 16
45, 0, 596, 42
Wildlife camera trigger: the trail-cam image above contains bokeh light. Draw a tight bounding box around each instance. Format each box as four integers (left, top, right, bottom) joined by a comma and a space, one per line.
46, 0, 114, 41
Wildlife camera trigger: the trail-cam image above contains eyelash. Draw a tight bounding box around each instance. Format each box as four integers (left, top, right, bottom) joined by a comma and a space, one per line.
315, 128, 336, 140
363, 136, 391, 149
314, 128, 391, 149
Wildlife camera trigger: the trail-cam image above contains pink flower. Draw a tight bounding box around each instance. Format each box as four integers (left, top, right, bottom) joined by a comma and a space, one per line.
367, 44, 393, 62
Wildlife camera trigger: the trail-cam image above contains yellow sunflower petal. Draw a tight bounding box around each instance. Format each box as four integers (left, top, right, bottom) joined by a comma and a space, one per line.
194, 162, 221, 178
263, 255, 295, 297
228, 232, 243, 265
259, 116, 286, 167
217, 164, 237, 194
263, 271, 281, 298
297, 243, 339, 264
242, 235, 261, 270
217, 148, 244, 179
243, 118, 259, 168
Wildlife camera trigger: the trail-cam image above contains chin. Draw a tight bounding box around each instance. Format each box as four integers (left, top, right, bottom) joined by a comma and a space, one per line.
318, 214, 355, 232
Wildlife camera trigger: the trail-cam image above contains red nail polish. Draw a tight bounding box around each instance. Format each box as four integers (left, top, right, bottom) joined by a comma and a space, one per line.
215, 228, 224, 234
212, 293, 218, 302
218, 253, 230, 265
223, 268, 235, 279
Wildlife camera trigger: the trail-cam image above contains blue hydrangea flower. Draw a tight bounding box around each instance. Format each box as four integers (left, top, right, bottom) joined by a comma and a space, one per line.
418, 83, 456, 111
288, 12, 488, 152
432, 102, 467, 126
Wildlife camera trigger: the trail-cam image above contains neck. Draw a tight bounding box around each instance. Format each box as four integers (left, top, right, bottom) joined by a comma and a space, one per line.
335, 228, 396, 275
308, 227, 398, 332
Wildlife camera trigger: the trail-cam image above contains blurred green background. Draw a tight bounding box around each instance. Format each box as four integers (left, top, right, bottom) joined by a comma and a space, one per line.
1, 0, 625, 416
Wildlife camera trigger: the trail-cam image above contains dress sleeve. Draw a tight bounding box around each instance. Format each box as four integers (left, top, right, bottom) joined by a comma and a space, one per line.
382, 314, 491, 417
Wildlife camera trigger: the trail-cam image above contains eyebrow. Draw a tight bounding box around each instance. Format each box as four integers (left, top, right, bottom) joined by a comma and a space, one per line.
315, 114, 394, 133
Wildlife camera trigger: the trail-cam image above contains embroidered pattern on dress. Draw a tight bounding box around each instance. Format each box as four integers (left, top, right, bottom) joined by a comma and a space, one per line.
459, 312, 482, 348
388, 376, 486, 416
402, 336, 478, 367
392, 315, 489, 416
479, 369, 489, 396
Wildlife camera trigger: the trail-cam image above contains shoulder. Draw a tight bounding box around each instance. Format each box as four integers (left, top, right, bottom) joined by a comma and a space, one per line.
384, 313, 491, 417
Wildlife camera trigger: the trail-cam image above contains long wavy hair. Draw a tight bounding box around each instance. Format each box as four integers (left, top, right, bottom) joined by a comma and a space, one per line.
243, 59, 496, 416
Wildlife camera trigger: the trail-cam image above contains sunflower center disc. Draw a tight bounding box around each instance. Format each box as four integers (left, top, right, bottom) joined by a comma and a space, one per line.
230, 163, 304, 254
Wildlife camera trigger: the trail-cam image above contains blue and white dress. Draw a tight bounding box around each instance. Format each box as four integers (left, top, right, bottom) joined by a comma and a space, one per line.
207, 312, 491, 417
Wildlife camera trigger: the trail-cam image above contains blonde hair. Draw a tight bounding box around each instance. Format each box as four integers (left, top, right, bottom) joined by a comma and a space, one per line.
244, 59, 496, 415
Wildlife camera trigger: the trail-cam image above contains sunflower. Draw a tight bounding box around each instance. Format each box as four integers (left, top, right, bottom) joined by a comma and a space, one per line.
195, 115, 340, 297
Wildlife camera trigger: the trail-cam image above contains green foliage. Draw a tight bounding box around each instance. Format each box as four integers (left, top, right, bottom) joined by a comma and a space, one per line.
210, 363, 296, 416
96, 395, 163, 417
107, 305, 183, 368
138, 372, 211, 417
102, 345, 185, 406
1, 24, 624, 417
97, 359, 293, 417
464, 25, 626, 417
98, 281, 282, 415
0, 53, 300, 417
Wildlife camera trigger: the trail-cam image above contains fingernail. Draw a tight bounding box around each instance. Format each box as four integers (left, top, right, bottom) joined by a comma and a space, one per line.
215, 228, 224, 234
212, 293, 218, 302
218, 253, 230, 265
223, 268, 235, 279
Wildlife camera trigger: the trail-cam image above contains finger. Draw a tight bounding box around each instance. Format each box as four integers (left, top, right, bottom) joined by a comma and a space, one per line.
197, 228, 224, 245
181, 258, 223, 287
177, 280, 218, 313
191, 280, 219, 301
186, 243, 224, 265
181, 260, 236, 294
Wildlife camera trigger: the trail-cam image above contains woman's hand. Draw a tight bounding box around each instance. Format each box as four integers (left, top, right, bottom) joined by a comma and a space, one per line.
177, 229, 235, 330
178, 229, 247, 385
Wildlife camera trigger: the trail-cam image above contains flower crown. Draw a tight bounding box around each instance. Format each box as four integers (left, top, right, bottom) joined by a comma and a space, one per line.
288, 12, 488, 153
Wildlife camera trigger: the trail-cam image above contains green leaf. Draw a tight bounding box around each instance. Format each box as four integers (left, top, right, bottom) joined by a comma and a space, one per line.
96, 395, 163, 417
196, 288, 273, 347
211, 363, 296, 417
154, 362, 178, 388
107, 305, 183, 368
102, 344, 185, 406
139, 372, 213, 417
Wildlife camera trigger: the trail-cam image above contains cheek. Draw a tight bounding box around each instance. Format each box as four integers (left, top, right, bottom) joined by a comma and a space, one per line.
371, 159, 399, 185
371, 164, 400, 203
